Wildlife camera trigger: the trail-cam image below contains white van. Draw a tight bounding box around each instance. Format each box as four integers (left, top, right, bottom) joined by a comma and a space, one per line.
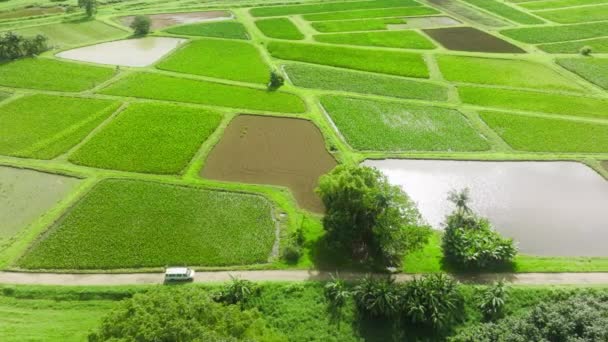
164, 267, 195, 282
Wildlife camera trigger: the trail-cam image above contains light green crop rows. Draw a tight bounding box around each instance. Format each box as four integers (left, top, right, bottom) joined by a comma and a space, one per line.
314, 30, 436, 49
165, 21, 250, 40
310, 18, 403, 32
255, 18, 304, 40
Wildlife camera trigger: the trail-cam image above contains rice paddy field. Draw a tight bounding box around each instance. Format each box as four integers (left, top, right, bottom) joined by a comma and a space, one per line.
0, 0, 607, 278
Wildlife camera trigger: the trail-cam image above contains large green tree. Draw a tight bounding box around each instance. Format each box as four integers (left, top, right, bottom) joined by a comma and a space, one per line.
317, 165, 430, 267
78, 0, 97, 18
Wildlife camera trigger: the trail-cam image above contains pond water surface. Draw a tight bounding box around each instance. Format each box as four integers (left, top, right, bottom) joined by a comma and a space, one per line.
364, 159, 608, 257
56, 37, 186, 67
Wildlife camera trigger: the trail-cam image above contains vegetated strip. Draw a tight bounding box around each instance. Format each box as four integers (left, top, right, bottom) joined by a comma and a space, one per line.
557, 58, 608, 90
255, 18, 304, 40
533, 4, 608, 24
501, 21, 608, 44
284, 63, 448, 101
460, 0, 544, 24
0, 58, 115, 92
320, 95, 490, 151
313, 30, 436, 49
267, 41, 429, 78
425, 0, 508, 27
250, 0, 418, 17
69, 102, 223, 174
157, 38, 270, 84
13, 20, 127, 47
459, 85, 608, 120
539, 37, 608, 54
99, 73, 306, 113
165, 21, 249, 40
0, 94, 120, 159
18, 179, 276, 269
480, 110, 608, 153
519, 0, 607, 10
302, 6, 438, 21
436, 55, 585, 92
311, 18, 404, 33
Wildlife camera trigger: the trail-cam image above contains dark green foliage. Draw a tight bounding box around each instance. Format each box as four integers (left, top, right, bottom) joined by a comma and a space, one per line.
0, 32, 48, 61
129, 15, 150, 36
450, 294, 608, 341
324, 275, 350, 309
580, 45, 592, 56
353, 276, 400, 317
442, 190, 517, 270
282, 244, 302, 264
214, 276, 259, 307
316, 165, 430, 267
267, 70, 284, 91
78, 0, 96, 17
477, 281, 508, 321
88, 287, 279, 341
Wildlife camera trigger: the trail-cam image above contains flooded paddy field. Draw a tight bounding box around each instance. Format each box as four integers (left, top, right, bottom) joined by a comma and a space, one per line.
119, 11, 232, 31
201, 115, 336, 213
387, 16, 461, 30
364, 159, 608, 257
56, 37, 186, 67
424, 27, 525, 53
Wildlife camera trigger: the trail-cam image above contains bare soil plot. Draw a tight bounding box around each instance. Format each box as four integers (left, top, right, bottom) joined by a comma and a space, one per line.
201, 115, 336, 213
56, 37, 186, 67
388, 16, 461, 30
119, 11, 232, 31
424, 27, 525, 53
0, 166, 80, 249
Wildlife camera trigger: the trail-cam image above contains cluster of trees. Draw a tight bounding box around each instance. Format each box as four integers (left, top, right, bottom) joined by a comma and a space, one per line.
0, 32, 48, 61
130, 15, 151, 36
78, 0, 97, 17
442, 189, 517, 270
267, 70, 284, 91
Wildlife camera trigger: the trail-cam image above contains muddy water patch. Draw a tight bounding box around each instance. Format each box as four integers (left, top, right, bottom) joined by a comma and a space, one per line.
364, 159, 608, 257
388, 16, 461, 30
424, 27, 525, 53
201, 115, 336, 213
119, 11, 232, 31
56, 37, 186, 67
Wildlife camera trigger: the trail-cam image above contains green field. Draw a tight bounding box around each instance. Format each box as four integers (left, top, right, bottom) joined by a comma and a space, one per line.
539, 38, 608, 54
284, 63, 448, 101
267, 41, 429, 78
69, 103, 222, 174
157, 39, 270, 84
459, 86, 608, 119
557, 58, 608, 90
480, 111, 608, 153
501, 22, 608, 44
250, 0, 417, 17
19, 179, 276, 269
0, 92, 9, 102
314, 30, 436, 49
534, 4, 608, 24
12, 20, 127, 47
0, 95, 120, 159
255, 18, 304, 40
461, 0, 544, 24
0, 58, 115, 92
302, 6, 438, 21
321, 96, 490, 151
519, 0, 607, 10
437, 55, 585, 92
165, 21, 249, 40
310, 18, 403, 33
99, 73, 306, 113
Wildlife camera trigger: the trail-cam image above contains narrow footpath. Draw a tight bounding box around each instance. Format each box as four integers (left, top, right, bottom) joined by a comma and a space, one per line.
1, 271, 608, 286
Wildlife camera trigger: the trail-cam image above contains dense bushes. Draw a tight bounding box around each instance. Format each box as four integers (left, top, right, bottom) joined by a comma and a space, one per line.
0, 32, 48, 61
450, 294, 608, 341
442, 190, 517, 270
130, 15, 151, 36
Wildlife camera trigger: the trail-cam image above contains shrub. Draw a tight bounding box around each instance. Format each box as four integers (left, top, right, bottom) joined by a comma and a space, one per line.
353, 276, 400, 318
442, 189, 517, 270
130, 15, 151, 35
78, 0, 96, 17
282, 244, 302, 264
267, 70, 284, 91
324, 275, 350, 309
580, 45, 592, 56
478, 281, 508, 321
0, 32, 48, 61
214, 276, 259, 307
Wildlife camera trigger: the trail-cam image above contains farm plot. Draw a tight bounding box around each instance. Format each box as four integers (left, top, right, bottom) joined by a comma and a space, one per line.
0, 58, 115, 92
480, 111, 608, 153
267, 41, 429, 78
157, 38, 270, 84
69, 103, 222, 174
539, 38, 608, 54
437, 55, 585, 92
0, 95, 120, 159
255, 18, 303, 40
459, 86, 608, 119
313, 30, 436, 49
99, 73, 306, 113
0, 6, 64, 20
311, 18, 404, 33
320, 96, 489, 151
501, 22, 608, 44
423, 27, 525, 53
302, 6, 439, 21
557, 58, 608, 90
0, 92, 9, 102
202, 115, 336, 213
534, 4, 608, 24
0, 167, 81, 250
165, 21, 249, 39
460, 0, 544, 24
518, 0, 607, 10
250, 0, 418, 17
119, 11, 232, 31
11, 20, 127, 47
18, 179, 276, 269
426, 0, 508, 27
284, 63, 448, 101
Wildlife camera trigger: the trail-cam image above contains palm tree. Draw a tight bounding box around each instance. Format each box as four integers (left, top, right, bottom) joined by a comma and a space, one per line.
448, 188, 472, 214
